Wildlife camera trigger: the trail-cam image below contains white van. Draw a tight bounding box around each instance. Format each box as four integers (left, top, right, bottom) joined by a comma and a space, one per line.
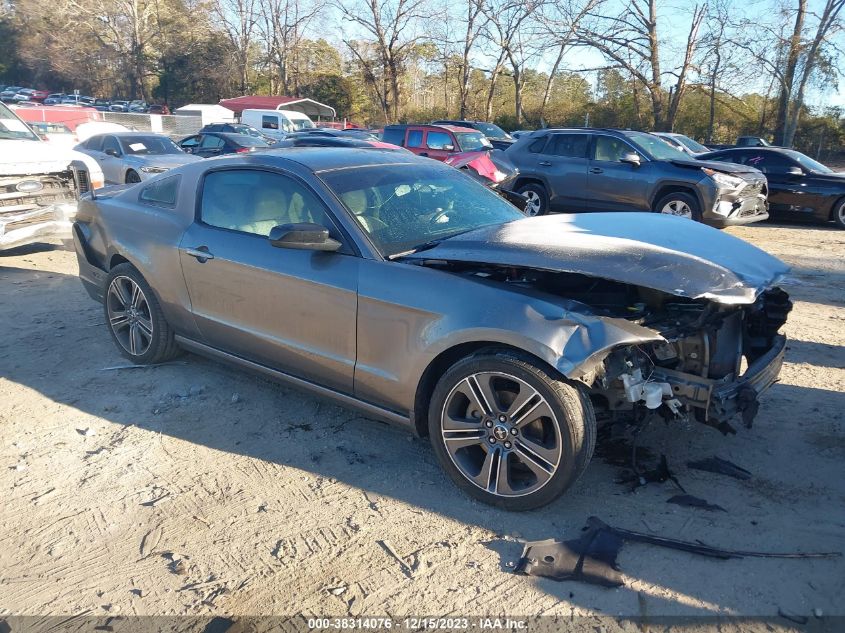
241, 109, 315, 140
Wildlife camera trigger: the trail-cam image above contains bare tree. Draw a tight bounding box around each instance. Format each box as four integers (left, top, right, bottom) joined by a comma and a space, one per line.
449, 0, 487, 118
575, 0, 706, 131
481, 0, 544, 124
214, 0, 260, 95
783, 0, 845, 144
537, 0, 603, 120
337, 0, 430, 122
258, 0, 322, 94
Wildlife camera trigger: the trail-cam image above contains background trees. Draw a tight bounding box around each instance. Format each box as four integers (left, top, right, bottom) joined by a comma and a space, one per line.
1, 0, 843, 155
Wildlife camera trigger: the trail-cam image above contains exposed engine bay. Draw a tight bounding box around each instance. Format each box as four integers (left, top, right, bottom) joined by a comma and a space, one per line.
424, 260, 792, 434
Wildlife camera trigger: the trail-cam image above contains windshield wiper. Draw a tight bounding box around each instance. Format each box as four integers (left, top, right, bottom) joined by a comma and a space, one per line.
387, 239, 444, 260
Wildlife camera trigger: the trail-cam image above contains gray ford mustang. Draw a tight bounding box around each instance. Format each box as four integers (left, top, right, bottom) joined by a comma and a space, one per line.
72, 148, 792, 510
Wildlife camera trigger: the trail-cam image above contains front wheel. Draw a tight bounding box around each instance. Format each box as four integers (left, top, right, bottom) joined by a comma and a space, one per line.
104, 263, 180, 364
428, 350, 596, 511
515, 183, 548, 217
654, 191, 701, 221
832, 198, 845, 229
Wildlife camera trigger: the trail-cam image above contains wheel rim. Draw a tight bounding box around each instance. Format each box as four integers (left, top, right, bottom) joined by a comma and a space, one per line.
837, 202, 845, 224
126, 171, 141, 183
440, 371, 563, 498
523, 191, 542, 216
660, 199, 693, 218
107, 276, 153, 356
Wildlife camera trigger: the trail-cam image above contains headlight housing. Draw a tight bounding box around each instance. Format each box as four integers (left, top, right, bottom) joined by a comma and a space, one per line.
140, 166, 167, 174
703, 168, 744, 190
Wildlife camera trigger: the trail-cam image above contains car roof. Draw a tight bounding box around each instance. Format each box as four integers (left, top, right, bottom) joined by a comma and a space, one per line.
98, 131, 171, 137
238, 146, 421, 173
386, 123, 478, 134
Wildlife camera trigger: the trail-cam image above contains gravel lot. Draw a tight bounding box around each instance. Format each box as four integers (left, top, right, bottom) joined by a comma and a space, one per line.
1, 220, 843, 628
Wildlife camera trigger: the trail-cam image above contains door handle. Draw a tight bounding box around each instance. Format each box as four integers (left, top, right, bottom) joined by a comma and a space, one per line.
539, 161, 552, 166
419, 152, 428, 157
183, 246, 214, 262
589, 167, 604, 174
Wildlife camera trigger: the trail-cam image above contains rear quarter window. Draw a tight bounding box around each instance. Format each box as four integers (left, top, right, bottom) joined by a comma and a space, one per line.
381, 127, 405, 146
139, 175, 180, 208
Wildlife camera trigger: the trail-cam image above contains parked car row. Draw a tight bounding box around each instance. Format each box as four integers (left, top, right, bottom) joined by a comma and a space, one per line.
0, 86, 169, 112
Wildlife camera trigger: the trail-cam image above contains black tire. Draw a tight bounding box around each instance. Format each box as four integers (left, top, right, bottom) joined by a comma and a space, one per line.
125, 170, 141, 184
515, 182, 549, 217
831, 198, 845, 229
428, 349, 596, 511
103, 263, 180, 364
653, 191, 702, 221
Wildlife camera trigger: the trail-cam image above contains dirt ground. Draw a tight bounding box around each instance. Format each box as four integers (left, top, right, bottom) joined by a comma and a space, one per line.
1, 220, 843, 629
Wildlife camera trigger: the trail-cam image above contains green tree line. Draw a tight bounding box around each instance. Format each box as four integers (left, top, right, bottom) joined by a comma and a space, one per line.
1, 0, 843, 156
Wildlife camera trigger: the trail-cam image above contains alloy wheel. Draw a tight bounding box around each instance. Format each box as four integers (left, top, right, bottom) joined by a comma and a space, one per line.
106, 276, 154, 356
523, 191, 542, 216
440, 371, 563, 497
660, 199, 693, 218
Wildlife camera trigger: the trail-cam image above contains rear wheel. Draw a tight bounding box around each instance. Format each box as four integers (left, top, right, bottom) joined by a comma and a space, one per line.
832, 199, 845, 229
654, 191, 701, 221
125, 170, 141, 184
428, 350, 596, 510
104, 263, 180, 364
516, 183, 548, 217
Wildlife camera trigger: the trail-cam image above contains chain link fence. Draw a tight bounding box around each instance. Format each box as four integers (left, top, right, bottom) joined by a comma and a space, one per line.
100, 112, 202, 139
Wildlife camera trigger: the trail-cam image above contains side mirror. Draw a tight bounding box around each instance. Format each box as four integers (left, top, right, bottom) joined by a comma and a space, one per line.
786, 166, 804, 176
620, 151, 641, 166
104, 148, 119, 157
269, 223, 342, 252
443, 144, 455, 152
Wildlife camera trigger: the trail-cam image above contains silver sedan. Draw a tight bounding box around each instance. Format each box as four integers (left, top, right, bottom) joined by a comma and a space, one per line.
74, 132, 202, 185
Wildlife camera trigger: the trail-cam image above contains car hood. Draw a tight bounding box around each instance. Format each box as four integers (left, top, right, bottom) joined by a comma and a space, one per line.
669, 157, 760, 176
125, 153, 202, 167
0, 139, 103, 179
810, 170, 845, 181
405, 213, 788, 304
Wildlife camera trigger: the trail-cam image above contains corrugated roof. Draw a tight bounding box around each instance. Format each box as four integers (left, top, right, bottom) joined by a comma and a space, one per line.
218, 96, 336, 118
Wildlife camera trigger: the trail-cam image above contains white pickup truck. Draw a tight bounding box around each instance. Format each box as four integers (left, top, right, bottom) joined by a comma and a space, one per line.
0, 101, 104, 251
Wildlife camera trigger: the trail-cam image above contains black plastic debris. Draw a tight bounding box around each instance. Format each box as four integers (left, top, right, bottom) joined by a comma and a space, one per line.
687, 456, 753, 480
667, 494, 727, 512
514, 517, 841, 588
512, 530, 624, 587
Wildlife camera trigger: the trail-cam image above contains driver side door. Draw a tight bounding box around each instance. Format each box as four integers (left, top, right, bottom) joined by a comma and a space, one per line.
179, 167, 359, 393
99, 135, 125, 184
586, 135, 649, 211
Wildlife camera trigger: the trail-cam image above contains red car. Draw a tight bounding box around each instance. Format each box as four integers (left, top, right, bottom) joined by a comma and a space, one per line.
381, 123, 492, 161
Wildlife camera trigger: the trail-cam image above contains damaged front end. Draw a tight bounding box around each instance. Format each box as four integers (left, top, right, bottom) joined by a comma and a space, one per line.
590, 287, 791, 434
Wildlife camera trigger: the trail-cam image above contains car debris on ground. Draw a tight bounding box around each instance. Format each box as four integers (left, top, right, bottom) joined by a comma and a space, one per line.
514, 516, 841, 588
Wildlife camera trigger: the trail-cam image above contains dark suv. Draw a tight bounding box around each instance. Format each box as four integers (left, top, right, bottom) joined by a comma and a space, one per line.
505, 128, 770, 227
431, 120, 514, 150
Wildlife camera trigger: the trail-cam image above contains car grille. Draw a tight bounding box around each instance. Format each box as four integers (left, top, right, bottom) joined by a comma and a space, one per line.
4, 211, 54, 231
0, 171, 77, 215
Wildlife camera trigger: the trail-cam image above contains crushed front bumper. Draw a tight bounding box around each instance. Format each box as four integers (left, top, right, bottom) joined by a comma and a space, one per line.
650, 335, 787, 431
705, 194, 769, 228
0, 202, 78, 251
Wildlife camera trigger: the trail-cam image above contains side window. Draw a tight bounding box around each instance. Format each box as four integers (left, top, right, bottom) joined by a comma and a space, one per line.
200, 170, 334, 238
181, 135, 201, 148
86, 135, 104, 151
102, 136, 121, 155
593, 136, 634, 162
261, 115, 279, 130
426, 131, 453, 150
200, 135, 225, 149
139, 175, 180, 208
527, 137, 547, 153
546, 134, 589, 158
406, 130, 424, 148
744, 152, 793, 174
381, 127, 405, 145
